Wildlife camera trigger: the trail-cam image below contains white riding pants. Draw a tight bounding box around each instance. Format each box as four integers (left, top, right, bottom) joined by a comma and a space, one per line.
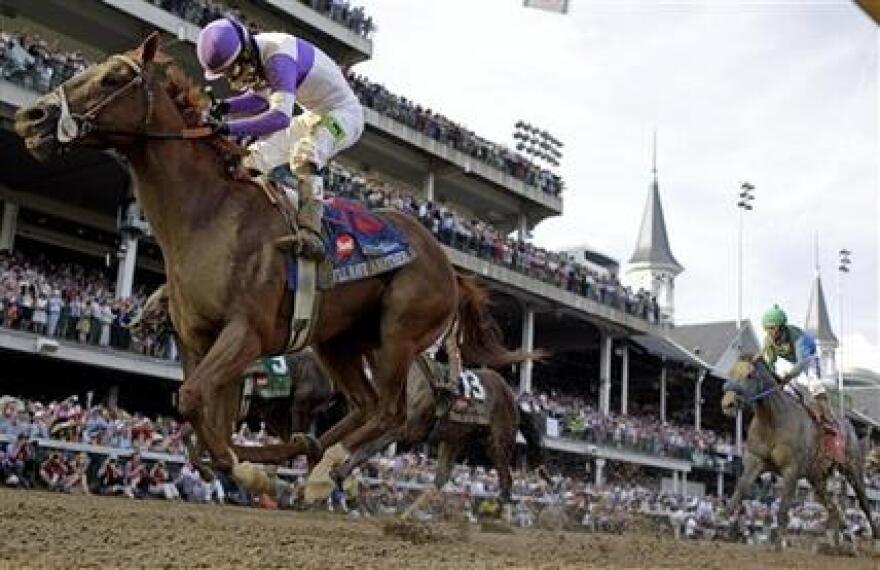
244, 101, 365, 184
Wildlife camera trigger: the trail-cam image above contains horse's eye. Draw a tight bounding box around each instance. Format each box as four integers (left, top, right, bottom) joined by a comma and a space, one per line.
100, 74, 125, 88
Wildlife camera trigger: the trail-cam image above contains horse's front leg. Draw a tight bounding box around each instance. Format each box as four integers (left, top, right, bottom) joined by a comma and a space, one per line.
773, 465, 799, 549
178, 318, 262, 472
729, 451, 764, 536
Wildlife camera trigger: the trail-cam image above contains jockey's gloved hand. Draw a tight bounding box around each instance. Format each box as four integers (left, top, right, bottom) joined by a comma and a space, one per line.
209, 100, 230, 121
203, 114, 230, 136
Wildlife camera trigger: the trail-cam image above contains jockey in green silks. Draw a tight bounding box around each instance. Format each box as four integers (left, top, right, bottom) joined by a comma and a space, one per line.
760, 304, 836, 434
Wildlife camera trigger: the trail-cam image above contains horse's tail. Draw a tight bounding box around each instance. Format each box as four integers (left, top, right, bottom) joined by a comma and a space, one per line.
518, 407, 547, 475
455, 273, 546, 368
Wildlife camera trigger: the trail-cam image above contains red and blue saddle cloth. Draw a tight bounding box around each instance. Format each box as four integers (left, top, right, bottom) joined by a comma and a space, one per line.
287, 197, 415, 290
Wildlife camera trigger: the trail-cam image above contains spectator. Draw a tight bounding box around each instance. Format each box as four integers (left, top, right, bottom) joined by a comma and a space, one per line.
123, 451, 149, 498
175, 461, 212, 503
38, 452, 68, 491
97, 454, 125, 495
3, 433, 33, 488
46, 288, 62, 338
148, 460, 180, 500
62, 452, 91, 494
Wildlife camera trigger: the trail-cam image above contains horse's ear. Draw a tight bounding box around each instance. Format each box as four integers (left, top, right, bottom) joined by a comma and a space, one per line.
139, 31, 161, 64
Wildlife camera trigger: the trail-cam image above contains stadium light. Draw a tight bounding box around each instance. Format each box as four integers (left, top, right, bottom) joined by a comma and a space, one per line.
836, 248, 852, 417
734, 181, 755, 457
513, 121, 564, 169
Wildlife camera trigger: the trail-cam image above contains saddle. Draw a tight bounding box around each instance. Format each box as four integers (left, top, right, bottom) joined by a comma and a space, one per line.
231, 162, 418, 352
418, 356, 492, 426
784, 383, 845, 463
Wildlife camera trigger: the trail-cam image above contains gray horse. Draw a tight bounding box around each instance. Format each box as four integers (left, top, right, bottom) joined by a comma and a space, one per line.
721, 357, 877, 546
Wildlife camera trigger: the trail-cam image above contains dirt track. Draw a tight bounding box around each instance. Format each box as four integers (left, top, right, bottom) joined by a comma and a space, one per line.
1, 488, 877, 569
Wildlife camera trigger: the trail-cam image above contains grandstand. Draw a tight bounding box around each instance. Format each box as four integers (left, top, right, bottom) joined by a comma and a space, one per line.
0, 0, 877, 507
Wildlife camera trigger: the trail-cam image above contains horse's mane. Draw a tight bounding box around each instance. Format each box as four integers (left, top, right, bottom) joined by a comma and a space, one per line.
161, 63, 205, 128
154, 58, 249, 177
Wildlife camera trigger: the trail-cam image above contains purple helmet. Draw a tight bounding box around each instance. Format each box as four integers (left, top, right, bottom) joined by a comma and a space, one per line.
197, 19, 246, 80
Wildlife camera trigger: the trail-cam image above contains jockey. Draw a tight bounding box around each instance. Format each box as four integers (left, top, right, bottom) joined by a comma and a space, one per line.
196, 17, 365, 261
760, 304, 836, 434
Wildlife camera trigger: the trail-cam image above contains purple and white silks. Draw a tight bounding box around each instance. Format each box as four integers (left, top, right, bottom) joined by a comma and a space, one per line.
225, 91, 269, 115
225, 39, 316, 138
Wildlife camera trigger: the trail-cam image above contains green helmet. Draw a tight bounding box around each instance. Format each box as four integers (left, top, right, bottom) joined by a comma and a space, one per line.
761, 304, 787, 328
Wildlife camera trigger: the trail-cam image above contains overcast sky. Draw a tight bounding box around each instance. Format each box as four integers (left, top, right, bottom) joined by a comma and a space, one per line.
354, 1, 878, 353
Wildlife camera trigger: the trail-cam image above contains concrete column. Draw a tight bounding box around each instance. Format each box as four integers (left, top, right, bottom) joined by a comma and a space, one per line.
423, 169, 435, 202
660, 362, 667, 424
594, 457, 606, 487
682, 471, 688, 497
672, 470, 679, 494
599, 333, 613, 416
716, 464, 725, 498
0, 201, 19, 252
735, 410, 743, 456
115, 234, 139, 299
518, 305, 535, 394
620, 343, 629, 416
517, 212, 528, 242
695, 370, 706, 431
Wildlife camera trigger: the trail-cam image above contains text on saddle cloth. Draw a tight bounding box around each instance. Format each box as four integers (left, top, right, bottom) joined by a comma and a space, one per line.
286, 197, 415, 292
427, 363, 492, 426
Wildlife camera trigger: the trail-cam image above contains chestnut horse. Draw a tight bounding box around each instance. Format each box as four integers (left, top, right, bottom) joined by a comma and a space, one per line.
14, 34, 526, 487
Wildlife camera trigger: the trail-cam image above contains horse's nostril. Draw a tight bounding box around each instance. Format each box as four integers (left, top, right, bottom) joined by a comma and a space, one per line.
19, 103, 59, 127
25, 106, 48, 123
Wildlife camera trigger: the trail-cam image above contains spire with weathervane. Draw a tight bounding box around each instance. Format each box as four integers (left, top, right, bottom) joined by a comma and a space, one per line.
624, 132, 683, 325
805, 235, 838, 378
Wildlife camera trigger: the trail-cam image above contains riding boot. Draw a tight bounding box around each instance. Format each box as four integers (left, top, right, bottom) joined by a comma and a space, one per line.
275, 174, 326, 261
295, 191, 326, 261
435, 330, 464, 418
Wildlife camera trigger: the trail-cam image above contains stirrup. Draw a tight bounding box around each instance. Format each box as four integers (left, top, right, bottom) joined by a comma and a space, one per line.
297, 231, 326, 261
274, 233, 325, 261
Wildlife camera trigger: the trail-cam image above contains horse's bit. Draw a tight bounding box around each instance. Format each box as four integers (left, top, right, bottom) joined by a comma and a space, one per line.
53, 54, 211, 143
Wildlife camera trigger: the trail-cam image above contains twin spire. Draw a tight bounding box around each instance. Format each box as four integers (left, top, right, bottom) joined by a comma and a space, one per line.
627, 131, 683, 273
805, 234, 838, 346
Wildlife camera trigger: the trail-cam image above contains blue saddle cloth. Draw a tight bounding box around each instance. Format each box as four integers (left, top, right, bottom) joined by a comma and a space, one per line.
288, 197, 414, 289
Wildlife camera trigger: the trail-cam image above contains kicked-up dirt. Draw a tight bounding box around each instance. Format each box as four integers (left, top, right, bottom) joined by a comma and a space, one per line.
0, 487, 877, 569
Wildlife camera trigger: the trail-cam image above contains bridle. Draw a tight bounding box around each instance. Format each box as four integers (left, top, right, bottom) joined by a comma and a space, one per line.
724, 361, 782, 407
54, 54, 213, 143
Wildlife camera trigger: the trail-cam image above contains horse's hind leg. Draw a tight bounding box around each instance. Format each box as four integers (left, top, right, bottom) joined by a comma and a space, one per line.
812, 475, 844, 546
840, 461, 879, 539
489, 438, 515, 505
434, 439, 461, 490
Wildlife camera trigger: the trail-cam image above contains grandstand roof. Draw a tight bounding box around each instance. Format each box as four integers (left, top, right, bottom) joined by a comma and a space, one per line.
670, 320, 761, 373
804, 272, 838, 346
630, 334, 711, 369
627, 162, 683, 273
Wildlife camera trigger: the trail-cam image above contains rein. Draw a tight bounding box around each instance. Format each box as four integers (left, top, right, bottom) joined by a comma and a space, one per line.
54, 54, 214, 143
747, 382, 780, 403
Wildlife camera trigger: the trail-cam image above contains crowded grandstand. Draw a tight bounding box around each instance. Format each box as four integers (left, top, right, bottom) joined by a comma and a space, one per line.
0, 0, 878, 566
